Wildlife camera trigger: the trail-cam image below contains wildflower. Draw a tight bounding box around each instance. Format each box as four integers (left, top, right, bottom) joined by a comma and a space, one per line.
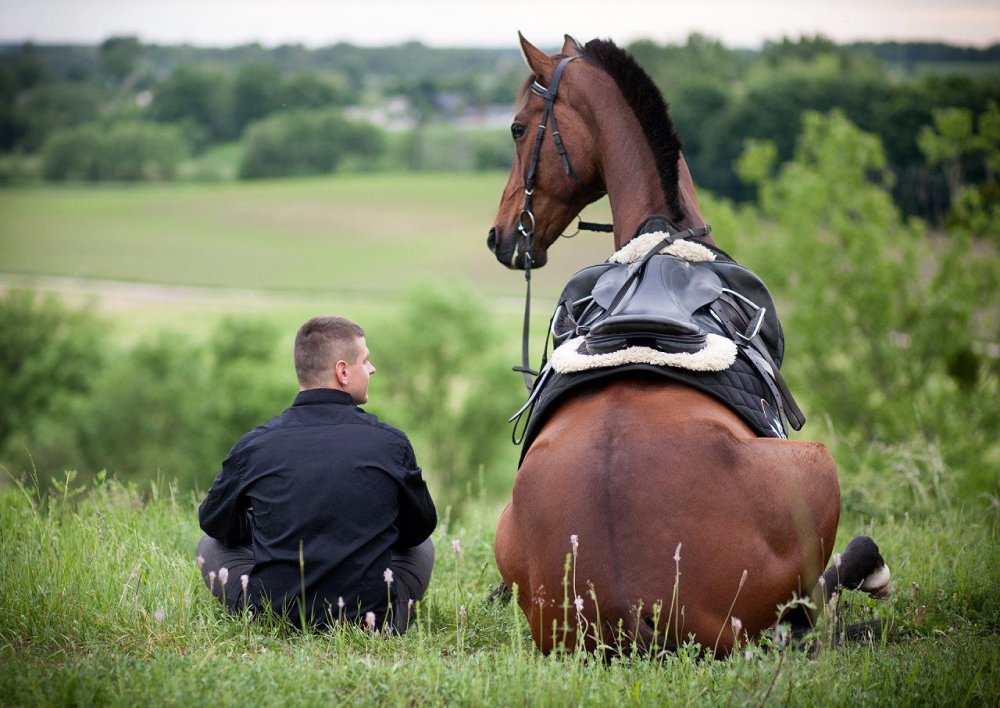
833, 553, 842, 569
673, 543, 682, 562
154, 605, 165, 623
384, 568, 393, 585
208, 570, 217, 592
240, 574, 249, 596
196, 554, 205, 570
218, 567, 229, 585
731, 616, 742, 634
570, 534, 579, 553
574, 595, 584, 613
818, 576, 826, 588
365, 611, 376, 631
337, 596, 345, 612
452, 539, 461, 557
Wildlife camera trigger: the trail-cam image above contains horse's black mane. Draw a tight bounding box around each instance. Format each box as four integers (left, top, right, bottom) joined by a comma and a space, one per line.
580, 39, 684, 223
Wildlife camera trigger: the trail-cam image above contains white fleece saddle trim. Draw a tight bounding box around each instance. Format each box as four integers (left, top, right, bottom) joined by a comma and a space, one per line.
551, 333, 738, 374
607, 231, 716, 265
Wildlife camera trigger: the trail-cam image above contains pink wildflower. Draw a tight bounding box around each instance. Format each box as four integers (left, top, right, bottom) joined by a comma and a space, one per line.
452, 539, 461, 558
240, 574, 249, 595
731, 616, 743, 634
574, 595, 584, 613
570, 534, 579, 553
196, 554, 205, 570
365, 611, 376, 631
383, 568, 393, 585
337, 596, 345, 611
833, 553, 842, 569
208, 570, 217, 592
218, 567, 229, 585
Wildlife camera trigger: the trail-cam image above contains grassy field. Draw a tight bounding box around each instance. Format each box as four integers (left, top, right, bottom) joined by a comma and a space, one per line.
0, 172, 615, 300
2, 175, 998, 704
0, 172, 620, 349
0, 477, 997, 706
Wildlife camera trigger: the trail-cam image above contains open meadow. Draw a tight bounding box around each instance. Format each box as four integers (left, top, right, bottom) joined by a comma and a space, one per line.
1, 170, 999, 705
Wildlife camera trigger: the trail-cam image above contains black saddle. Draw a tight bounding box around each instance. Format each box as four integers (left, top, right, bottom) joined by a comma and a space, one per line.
587, 254, 723, 354
510, 217, 805, 451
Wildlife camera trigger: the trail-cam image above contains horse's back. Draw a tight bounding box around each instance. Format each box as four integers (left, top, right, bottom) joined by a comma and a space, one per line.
495, 376, 839, 654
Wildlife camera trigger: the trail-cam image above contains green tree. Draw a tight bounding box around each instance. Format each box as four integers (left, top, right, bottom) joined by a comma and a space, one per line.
738, 111, 999, 494
148, 64, 233, 143
279, 71, 352, 110
99, 35, 143, 83
232, 62, 281, 135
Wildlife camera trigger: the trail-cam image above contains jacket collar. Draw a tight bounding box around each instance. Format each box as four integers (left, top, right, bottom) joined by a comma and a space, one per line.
293, 388, 356, 407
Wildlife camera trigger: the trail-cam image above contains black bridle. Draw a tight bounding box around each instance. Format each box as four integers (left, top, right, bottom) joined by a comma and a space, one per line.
514, 56, 610, 390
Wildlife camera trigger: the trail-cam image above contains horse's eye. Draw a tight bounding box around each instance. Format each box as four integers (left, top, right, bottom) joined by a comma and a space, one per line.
511, 123, 526, 140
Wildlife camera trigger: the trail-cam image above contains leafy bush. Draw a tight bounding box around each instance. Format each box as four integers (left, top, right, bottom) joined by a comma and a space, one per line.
0, 290, 105, 456
736, 110, 1000, 496
368, 283, 523, 509
41, 121, 187, 181
0, 303, 292, 492
239, 109, 385, 179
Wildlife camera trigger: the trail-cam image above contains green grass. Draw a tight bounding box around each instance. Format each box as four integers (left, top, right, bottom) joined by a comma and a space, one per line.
0, 173, 615, 302
0, 476, 997, 706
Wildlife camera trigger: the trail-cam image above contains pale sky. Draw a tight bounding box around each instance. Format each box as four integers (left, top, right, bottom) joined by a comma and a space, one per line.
1, 0, 998, 49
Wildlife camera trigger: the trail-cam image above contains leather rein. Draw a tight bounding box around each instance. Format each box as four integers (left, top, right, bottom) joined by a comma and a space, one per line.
515, 55, 610, 390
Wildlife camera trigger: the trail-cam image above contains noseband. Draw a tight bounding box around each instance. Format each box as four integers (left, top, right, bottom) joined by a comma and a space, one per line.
515, 56, 609, 390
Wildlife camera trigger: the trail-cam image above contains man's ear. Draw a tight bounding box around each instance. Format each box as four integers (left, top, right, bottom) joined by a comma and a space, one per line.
334, 360, 349, 386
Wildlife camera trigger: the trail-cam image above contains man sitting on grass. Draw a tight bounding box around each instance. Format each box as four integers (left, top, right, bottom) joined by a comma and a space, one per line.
196, 316, 437, 632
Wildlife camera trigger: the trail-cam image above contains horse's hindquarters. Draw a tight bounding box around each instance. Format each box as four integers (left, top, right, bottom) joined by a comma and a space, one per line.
495, 380, 840, 655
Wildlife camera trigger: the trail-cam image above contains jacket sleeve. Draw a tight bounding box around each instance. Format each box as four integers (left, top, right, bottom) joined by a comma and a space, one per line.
392, 438, 437, 549
198, 443, 252, 546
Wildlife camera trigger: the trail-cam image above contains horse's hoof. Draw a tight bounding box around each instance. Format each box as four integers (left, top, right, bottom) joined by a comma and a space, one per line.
826, 535, 891, 597
861, 562, 892, 598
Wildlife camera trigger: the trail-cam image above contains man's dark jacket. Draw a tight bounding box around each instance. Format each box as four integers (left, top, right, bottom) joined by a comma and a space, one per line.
199, 388, 437, 626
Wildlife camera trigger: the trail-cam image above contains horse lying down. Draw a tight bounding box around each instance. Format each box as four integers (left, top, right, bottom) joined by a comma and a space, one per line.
485, 33, 892, 657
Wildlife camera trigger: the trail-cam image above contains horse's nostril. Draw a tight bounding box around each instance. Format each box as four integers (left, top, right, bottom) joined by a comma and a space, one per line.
487, 228, 498, 252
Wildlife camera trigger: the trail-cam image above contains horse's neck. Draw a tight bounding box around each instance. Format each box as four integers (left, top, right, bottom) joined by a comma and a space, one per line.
597, 113, 709, 247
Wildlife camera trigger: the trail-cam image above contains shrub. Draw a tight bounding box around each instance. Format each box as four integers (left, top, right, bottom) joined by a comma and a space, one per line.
368, 282, 523, 509
0, 304, 291, 493
239, 109, 385, 179
736, 110, 1000, 495
41, 121, 187, 181
0, 290, 105, 456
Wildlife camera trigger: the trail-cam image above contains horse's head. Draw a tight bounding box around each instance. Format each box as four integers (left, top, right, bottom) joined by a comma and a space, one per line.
487, 34, 607, 270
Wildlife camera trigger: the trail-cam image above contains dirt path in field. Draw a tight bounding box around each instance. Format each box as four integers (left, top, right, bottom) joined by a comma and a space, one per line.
0, 272, 348, 311
0, 272, 527, 312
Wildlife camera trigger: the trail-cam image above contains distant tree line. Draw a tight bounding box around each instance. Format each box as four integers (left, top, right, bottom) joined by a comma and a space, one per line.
0, 35, 997, 223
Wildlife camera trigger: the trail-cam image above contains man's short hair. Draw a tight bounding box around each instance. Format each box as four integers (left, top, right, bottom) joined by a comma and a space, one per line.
294, 316, 365, 388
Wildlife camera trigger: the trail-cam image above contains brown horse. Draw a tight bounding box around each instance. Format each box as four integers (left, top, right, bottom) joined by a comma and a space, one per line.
488, 35, 890, 656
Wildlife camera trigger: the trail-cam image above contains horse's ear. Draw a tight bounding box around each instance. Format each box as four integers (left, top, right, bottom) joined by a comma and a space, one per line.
518, 32, 554, 76
561, 34, 584, 56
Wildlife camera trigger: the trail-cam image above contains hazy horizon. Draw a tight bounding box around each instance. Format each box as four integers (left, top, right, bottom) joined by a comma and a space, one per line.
1, 0, 997, 51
